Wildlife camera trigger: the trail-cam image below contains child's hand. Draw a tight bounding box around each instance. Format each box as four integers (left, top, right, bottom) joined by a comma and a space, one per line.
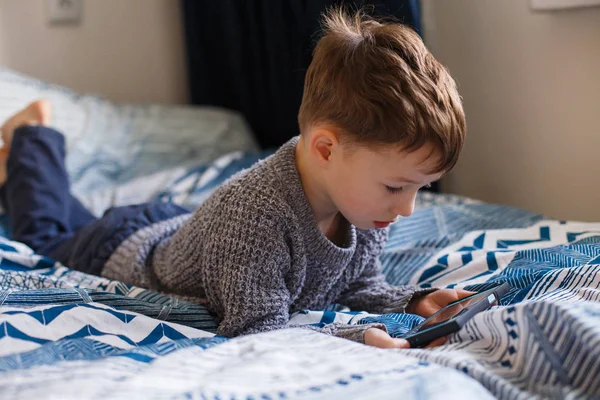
406, 289, 475, 318
364, 289, 475, 349
364, 327, 447, 349
364, 327, 411, 349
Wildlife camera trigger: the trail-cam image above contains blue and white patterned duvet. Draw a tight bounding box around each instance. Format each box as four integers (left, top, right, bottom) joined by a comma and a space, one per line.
0, 153, 598, 399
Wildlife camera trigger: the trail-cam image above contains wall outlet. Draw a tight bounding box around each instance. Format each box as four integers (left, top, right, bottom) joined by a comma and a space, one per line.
531, 0, 600, 10
46, 0, 82, 24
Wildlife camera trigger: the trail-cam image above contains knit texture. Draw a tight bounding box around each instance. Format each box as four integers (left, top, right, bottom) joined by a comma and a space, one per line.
102, 214, 191, 289
146, 136, 433, 343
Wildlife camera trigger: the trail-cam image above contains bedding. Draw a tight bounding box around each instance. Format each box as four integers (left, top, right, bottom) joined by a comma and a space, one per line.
0, 68, 259, 196
0, 69, 598, 399
0, 154, 598, 399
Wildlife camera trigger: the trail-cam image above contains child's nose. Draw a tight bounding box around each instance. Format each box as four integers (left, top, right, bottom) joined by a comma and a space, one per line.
392, 197, 415, 218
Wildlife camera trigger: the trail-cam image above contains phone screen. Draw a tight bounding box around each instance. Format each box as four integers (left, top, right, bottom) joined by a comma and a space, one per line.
415, 287, 499, 332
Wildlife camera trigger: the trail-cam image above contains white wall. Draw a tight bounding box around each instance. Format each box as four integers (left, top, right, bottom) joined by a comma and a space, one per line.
2, 0, 599, 221
0, 0, 188, 104
0, 18, 4, 65
423, 0, 600, 221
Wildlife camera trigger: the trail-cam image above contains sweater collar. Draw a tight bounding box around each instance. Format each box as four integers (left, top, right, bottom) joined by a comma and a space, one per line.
272, 136, 357, 264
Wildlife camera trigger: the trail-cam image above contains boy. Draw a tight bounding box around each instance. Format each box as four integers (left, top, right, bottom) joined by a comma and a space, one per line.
0, 9, 469, 349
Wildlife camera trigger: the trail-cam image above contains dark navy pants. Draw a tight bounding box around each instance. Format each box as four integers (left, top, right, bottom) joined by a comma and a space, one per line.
0, 126, 189, 275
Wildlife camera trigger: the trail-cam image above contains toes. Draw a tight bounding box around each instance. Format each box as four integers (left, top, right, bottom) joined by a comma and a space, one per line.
29, 99, 52, 125
0, 99, 51, 150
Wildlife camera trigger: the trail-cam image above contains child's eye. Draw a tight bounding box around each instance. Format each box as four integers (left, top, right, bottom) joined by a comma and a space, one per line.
385, 185, 404, 194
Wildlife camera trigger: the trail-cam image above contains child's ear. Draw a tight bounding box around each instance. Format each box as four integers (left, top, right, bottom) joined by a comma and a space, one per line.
308, 128, 339, 166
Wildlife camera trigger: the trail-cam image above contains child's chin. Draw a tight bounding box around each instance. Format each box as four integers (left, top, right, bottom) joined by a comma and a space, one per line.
340, 214, 375, 230
352, 220, 376, 230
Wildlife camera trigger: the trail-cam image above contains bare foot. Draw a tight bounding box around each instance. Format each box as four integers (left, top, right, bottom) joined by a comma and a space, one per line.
0, 100, 51, 185
0, 99, 52, 152
0, 150, 6, 186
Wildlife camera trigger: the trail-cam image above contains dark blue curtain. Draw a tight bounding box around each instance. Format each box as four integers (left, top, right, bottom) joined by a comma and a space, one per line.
180, 0, 422, 149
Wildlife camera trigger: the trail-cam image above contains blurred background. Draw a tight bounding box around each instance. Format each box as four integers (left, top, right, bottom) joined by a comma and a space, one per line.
0, 0, 598, 221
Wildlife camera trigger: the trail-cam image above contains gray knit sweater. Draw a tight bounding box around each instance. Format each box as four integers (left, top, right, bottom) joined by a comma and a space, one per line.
102, 137, 433, 343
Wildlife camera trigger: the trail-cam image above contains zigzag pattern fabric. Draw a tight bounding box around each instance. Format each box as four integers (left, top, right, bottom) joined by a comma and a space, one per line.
0, 201, 599, 399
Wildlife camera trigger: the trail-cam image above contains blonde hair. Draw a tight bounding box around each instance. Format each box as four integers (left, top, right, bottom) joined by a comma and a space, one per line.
298, 8, 466, 172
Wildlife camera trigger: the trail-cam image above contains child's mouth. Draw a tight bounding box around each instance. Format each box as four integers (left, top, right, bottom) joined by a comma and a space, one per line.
373, 221, 393, 229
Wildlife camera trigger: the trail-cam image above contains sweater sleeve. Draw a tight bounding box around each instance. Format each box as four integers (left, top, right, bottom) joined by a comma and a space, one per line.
337, 258, 437, 314
205, 210, 385, 344
337, 229, 437, 314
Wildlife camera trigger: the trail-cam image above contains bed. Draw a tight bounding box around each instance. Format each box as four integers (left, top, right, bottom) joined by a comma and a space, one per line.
0, 69, 598, 399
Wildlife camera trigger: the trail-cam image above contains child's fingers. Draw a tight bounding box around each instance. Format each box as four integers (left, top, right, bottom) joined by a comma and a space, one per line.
425, 336, 447, 349
364, 328, 411, 349
456, 289, 476, 298
391, 338, 411, 349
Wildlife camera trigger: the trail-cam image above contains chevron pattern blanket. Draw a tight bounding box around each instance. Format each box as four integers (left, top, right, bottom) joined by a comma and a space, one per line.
0, 194, 598, 399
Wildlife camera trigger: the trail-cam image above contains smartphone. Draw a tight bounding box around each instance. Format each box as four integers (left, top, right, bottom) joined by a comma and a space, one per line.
402, 282, 510, 347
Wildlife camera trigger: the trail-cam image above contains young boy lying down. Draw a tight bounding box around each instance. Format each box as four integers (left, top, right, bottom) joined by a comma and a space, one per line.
0, 9, 469, 349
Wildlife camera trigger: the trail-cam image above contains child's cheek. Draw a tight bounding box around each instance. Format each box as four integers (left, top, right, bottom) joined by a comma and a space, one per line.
345, 191, 379, 217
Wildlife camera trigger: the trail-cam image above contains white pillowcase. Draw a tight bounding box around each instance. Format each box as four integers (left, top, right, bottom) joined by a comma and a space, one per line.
0, 68, 259, 195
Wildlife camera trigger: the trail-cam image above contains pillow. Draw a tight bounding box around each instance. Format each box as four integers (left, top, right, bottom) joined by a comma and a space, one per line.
0, 68, 259, 195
